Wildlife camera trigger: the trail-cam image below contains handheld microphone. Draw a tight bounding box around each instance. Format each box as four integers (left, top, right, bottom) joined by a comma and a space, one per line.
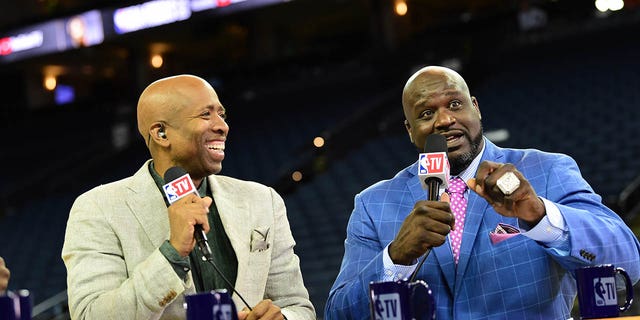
163, 166, 212, 260
162, 167, 254, 312
418, 134, 450, 200
410, 134, 450, 282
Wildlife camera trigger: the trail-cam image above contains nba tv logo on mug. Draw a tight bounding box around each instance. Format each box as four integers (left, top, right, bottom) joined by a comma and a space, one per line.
369, 280, 435, 320
372, 293, 402, 320
592, 276, 617, 307
576, 264, 634, 319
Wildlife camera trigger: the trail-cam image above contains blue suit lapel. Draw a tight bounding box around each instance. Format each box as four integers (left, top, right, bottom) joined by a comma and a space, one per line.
406, 162, 456, 293
454, 139, 504, 292
453, 191, 489, 291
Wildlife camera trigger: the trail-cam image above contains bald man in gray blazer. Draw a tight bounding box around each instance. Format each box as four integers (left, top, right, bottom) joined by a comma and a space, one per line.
62, 75, 315, 320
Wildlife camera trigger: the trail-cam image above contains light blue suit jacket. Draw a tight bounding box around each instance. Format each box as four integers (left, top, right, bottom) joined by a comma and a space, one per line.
326, 139, 640, 320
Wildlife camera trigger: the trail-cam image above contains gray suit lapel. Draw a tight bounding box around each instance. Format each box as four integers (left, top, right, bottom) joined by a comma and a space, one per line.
126, 161, 171, 248
207, 175, 252, 301
125, 161, 198, 295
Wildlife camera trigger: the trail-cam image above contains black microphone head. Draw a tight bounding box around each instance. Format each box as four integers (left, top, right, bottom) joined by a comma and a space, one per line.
164, 166, 187, 182
423, 134, 447, 153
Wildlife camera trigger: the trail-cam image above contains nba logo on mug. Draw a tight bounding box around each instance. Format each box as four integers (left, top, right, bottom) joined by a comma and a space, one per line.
373, 293, 402, 320
593, 277, 617, 306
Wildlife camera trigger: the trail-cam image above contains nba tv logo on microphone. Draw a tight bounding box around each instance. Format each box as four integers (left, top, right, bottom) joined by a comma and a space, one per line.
418, 152, 450, 190
163, 173, 196, 205
418, 152, 448, 175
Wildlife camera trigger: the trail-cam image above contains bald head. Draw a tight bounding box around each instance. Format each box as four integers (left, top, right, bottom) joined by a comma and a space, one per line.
136, 74, 229, 179
401, 65, 483, 174
402, 66, 470, 121
137, 74, 215, 145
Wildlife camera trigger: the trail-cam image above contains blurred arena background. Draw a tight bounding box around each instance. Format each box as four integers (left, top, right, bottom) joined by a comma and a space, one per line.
1, 0, 640, 318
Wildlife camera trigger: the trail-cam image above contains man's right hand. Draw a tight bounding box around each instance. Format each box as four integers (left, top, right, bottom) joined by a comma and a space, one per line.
168, 194, 212, 257
0, 256, 10, 293
237, 299, 284, 320
388, 198, 455, 265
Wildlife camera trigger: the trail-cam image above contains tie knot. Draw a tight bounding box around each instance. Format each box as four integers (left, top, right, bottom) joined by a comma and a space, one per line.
447, 177, 467, 194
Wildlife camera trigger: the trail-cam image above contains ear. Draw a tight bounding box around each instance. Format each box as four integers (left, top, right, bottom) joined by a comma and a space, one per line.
404, 119, 414, 143
471, 96, 481, 120
149, 123, 170, 146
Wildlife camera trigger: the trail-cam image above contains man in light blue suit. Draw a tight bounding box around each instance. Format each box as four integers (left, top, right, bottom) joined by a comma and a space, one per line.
325, 66, 640, 319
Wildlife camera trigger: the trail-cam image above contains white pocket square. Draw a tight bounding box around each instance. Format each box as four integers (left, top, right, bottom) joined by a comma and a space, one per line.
250, 227, 270, 252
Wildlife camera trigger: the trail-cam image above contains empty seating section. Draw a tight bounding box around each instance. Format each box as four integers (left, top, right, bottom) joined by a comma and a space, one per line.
473, 43, 640, 197
0, 194, 72, 302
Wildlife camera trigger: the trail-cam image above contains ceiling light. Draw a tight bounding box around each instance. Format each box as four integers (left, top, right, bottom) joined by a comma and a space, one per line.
395, 0, 408, 16
151, 54, 163, 68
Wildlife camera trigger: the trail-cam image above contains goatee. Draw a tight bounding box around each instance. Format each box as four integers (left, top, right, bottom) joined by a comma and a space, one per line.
449, 129, 483, 176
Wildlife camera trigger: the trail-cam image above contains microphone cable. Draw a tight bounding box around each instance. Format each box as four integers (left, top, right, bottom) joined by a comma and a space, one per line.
200, 254, 252, 311
164, 167, 288, 319
200, 247, 288, 320
409, 249, 431, 283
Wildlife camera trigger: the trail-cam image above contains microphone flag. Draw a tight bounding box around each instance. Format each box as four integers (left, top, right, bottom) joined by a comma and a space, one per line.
418, 152, 450, 190
163, 172, 196, 204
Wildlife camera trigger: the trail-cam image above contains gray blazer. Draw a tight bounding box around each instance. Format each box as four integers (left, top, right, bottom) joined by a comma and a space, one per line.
62, 160, 315, 319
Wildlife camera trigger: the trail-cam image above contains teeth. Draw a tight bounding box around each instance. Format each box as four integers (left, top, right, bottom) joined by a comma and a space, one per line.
207, 142, 225, 151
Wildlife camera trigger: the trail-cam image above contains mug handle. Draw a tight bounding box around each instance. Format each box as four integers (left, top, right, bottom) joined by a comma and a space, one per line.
615, 267, 634, 312
409, 280, 435, 320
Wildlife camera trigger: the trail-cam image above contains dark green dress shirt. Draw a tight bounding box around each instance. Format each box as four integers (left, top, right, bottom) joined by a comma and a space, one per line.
149, 162, 238, 293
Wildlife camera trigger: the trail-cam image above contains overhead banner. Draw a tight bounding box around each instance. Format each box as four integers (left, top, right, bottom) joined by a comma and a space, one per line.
0, 22, 61, 63
0, 10, 104, 63
113, 0, 191, 34
0, 0, 291, 63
